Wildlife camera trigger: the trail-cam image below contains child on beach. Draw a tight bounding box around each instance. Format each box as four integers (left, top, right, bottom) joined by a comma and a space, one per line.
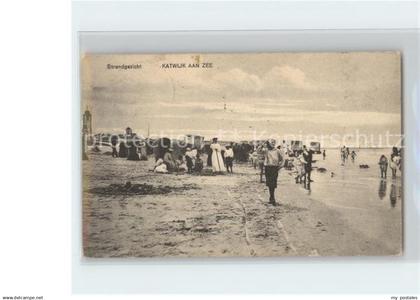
176, 155, 187, 172
294, 150, 307, 184
194, 153, 204, 173
351, 150, 357, 162
378, 155, 388, 179
390, 147, 401, 179
251, 150, 258, 169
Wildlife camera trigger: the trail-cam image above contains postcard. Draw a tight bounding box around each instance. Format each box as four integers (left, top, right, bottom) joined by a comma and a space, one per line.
81, 52, 402, 257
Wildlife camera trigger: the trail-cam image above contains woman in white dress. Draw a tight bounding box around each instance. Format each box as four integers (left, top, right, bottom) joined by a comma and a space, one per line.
210, 138, 226, 173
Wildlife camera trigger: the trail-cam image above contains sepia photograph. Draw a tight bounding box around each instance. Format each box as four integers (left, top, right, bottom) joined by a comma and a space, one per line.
81, 52, 402, 258
3, 1, 420, 299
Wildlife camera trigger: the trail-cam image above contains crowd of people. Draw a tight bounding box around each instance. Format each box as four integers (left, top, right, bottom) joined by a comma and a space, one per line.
153, 138, 233, 174
100, 129, 403, 206
339, 145, 402, 179
151, 139, 402, 205
109, 127, 148, 161
340, 145, 357, 164
150, 137, 317, 205
339, 145, 403, 179
153, 147, 204, 174
378, 147, 402, 179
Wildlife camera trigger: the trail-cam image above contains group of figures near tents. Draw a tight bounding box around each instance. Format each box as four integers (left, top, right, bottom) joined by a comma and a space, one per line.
86, 127, 403, 206
152, 137, 234, 174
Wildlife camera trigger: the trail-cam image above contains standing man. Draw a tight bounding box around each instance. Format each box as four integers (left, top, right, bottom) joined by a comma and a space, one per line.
303, 145, 314, 183
263, 140, 284, 205
378, 154, 388, 179
350, 150, 357, 162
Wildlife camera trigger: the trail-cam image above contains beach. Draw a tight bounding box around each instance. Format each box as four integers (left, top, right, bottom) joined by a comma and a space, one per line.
82, 148, 402, 258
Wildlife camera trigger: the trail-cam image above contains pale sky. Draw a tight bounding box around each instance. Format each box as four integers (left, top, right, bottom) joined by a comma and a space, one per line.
81, 52, 401, 147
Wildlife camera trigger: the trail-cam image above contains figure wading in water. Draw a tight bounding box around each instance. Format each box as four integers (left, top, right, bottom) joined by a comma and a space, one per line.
390, 147, 401, 179
378, 154, 388, 179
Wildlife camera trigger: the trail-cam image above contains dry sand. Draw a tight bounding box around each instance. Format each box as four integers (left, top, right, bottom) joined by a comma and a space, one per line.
82, 153, 402, 258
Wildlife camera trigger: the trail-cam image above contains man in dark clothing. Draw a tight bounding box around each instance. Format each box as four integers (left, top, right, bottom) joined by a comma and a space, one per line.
263, 140, 284, 205
303, 145, 314, 183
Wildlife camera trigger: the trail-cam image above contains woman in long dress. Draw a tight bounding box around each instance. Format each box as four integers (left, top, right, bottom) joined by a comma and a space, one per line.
210, 138, 226, 173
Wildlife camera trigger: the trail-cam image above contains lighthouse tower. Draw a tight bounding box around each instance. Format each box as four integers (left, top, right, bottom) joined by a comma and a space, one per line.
82, 108, 92, 160
83, 108, 92, 135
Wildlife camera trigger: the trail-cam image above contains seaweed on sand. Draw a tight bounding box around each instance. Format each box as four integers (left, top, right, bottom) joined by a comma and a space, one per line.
88, 181, 200, 196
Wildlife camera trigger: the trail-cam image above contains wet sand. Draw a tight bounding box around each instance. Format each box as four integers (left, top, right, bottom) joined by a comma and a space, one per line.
82, 151, 402, 257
